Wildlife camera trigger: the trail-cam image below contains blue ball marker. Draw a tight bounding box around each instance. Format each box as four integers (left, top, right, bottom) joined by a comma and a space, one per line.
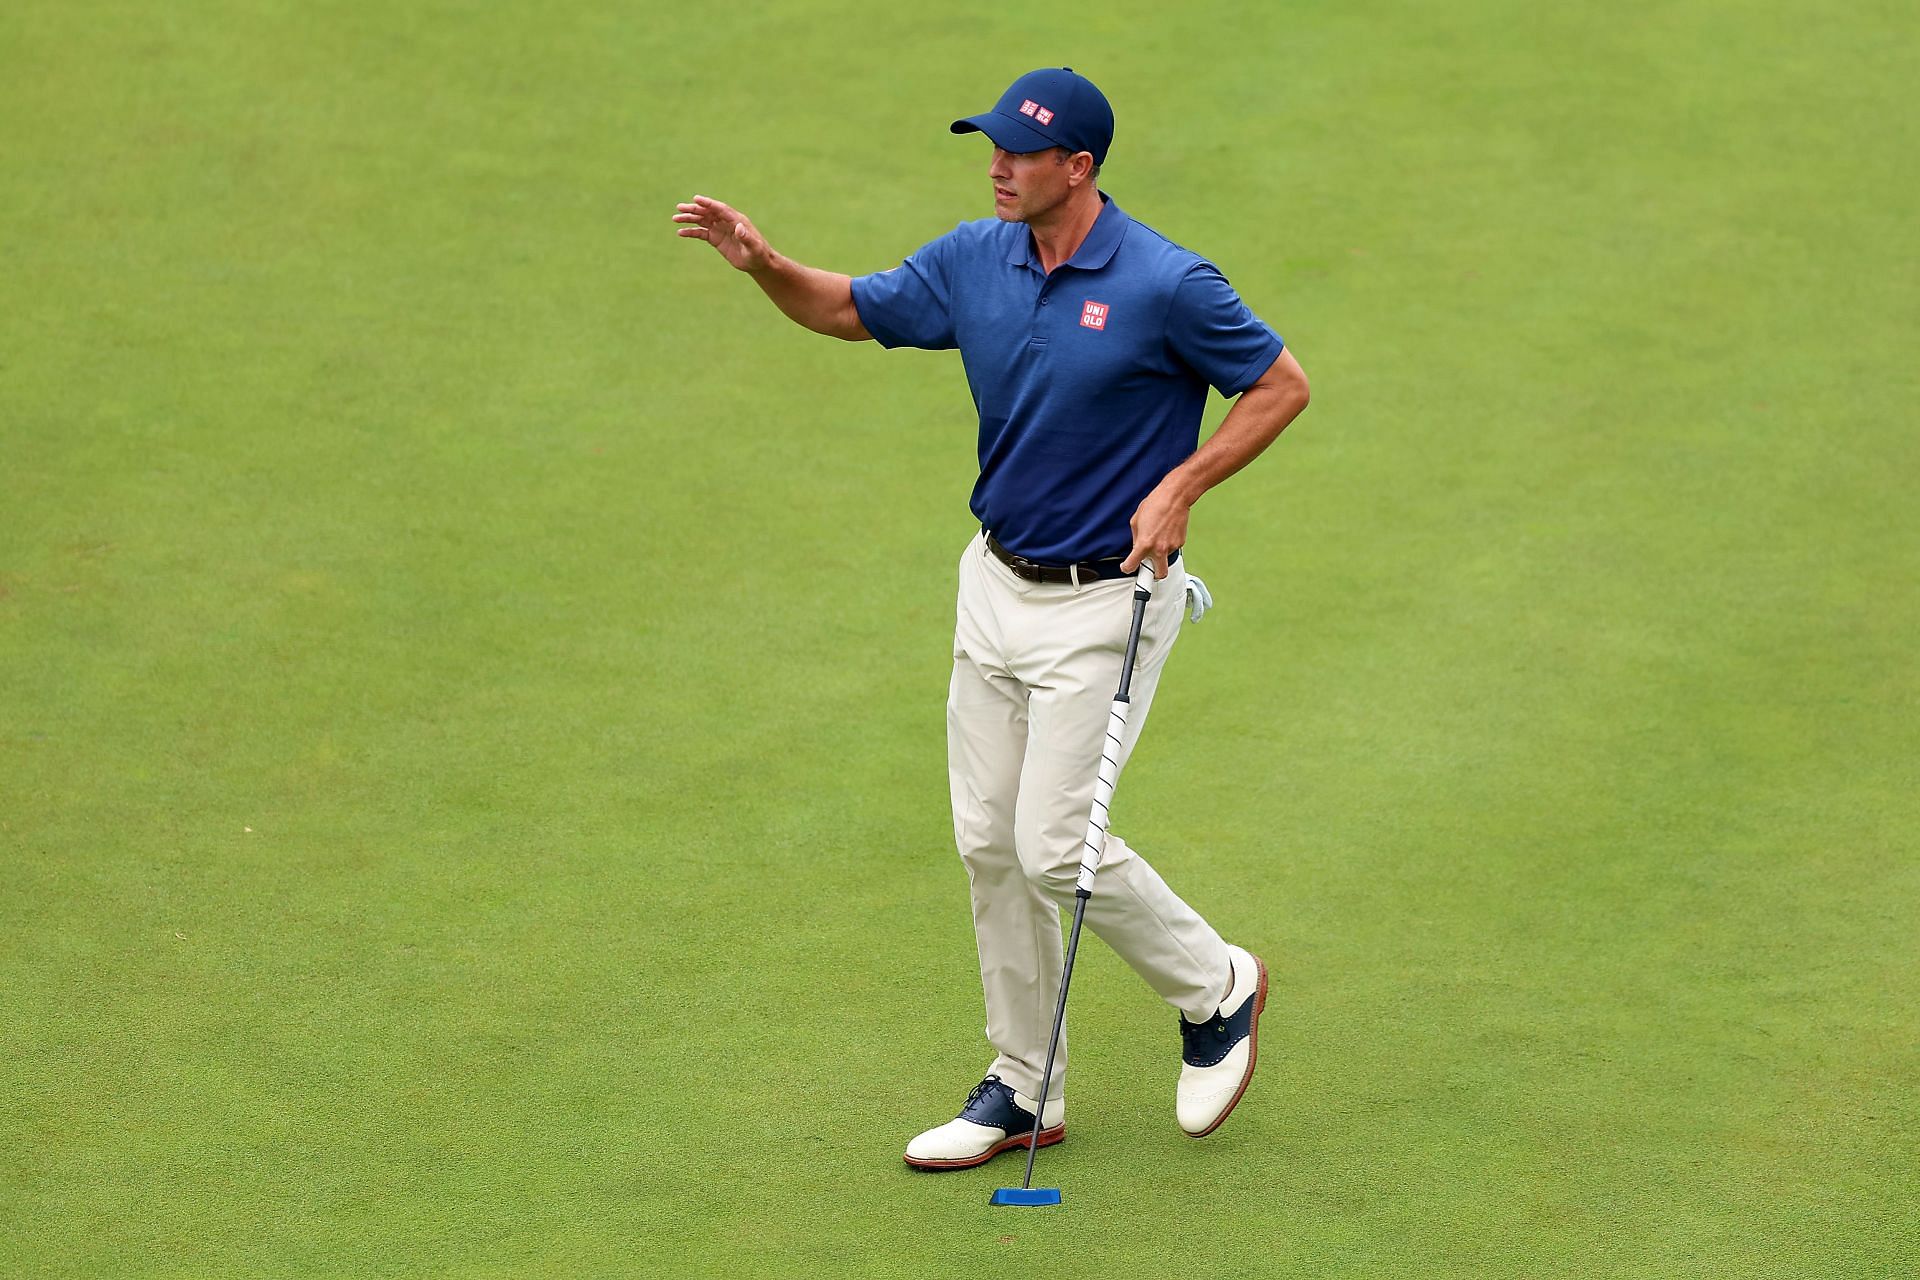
990, 1187, 1062, 1207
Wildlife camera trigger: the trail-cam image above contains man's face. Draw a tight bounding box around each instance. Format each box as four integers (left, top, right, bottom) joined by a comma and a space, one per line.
988, 146, 1077, 223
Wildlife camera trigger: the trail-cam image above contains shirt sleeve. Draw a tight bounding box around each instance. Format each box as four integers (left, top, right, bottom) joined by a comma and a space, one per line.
1165, 262, 1285, 396
849, 229, 961, 351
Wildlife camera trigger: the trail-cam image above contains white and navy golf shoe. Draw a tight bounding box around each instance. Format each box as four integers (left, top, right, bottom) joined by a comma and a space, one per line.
1176, 944, 1269, 1137
903, 1075, 1065, 1171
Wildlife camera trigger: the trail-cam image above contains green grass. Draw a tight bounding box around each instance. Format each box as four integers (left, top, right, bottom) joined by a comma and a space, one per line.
3, 0, 1915, 1275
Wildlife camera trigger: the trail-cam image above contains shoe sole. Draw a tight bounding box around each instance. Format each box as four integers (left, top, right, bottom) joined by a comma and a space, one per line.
1183, 950, 1269, 1139
902, 1124, 1064, 1172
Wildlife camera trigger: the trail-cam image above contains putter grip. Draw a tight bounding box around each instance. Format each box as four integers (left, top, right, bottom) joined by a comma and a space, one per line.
1075, 699, 1131, 893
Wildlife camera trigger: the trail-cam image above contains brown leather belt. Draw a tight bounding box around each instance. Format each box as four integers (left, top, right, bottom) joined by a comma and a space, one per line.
983, 529, 1135, 584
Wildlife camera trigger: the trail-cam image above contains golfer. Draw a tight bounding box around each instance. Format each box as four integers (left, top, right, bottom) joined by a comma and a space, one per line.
674, 67, 1310, 1169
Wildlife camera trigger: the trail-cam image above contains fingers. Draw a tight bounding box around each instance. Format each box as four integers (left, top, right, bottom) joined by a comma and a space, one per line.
673, 200, 739, 251
673, 197, 759, 262
690, 194, 741, 222
1121, 513, 1164, 577
1120, 543, 1171, 577
1123, 485, 1187, 581
673, 196, 743, 232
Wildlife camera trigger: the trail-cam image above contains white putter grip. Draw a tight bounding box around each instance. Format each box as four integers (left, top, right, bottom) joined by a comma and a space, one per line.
1075, 563, 1158, 894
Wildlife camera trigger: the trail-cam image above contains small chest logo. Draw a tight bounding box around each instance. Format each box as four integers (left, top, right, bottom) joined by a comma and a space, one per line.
1080, 300, 1110, 331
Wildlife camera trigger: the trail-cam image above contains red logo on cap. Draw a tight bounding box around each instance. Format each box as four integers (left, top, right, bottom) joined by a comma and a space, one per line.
1080, 300, 1110, 331
1018, 99, 1039, 117
1034, 107, 1055, 125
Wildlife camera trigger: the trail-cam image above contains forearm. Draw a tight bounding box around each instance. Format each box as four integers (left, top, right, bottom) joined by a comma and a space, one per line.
1119, 348, 1311, 574
673, 195, 872, 341
1162, 376, 1307, 506
747, 252, 870, 341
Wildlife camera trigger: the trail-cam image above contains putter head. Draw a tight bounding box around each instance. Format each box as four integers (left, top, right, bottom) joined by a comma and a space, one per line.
989, 1187, 1062, 1207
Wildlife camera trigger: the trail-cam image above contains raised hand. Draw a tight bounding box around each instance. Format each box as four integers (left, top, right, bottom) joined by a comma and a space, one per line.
672, 195, 773, 273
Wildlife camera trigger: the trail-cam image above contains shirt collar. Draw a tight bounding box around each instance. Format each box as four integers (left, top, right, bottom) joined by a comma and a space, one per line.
1005, 192, 1130, 272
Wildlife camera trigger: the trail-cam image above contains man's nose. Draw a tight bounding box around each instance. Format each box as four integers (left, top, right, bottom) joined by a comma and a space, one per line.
988, 148, 1012, 177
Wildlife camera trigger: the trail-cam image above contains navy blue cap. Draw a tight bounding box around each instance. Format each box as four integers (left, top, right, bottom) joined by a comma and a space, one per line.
951, 67, 1114, 164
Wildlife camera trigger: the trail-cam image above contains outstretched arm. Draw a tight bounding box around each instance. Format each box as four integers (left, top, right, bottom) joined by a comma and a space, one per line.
1120, 348, 1312, 576
673, 195, 871, 342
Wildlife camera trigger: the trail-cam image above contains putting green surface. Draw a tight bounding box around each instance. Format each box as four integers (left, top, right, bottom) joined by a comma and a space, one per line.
3, 1, 1915, 1275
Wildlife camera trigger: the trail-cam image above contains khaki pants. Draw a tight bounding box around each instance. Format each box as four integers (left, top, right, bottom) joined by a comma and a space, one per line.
948, 532, 1231, 1101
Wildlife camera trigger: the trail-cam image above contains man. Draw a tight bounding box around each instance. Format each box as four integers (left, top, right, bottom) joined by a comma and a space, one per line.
674, 67, 1310, 1169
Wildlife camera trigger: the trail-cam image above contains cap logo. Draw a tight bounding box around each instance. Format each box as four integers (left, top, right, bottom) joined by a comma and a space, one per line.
1016, 99, 1056, 126
1080, 300, 1109, 331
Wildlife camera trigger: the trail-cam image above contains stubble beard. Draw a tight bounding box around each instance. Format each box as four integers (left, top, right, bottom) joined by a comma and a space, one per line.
997, 187, 1063, 226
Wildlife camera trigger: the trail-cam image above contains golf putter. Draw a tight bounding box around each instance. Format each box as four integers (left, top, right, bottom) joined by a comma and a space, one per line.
991, 561, 1157, 1208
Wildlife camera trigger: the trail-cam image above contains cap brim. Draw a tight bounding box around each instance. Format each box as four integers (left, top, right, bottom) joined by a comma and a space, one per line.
950, 111, 1058, 154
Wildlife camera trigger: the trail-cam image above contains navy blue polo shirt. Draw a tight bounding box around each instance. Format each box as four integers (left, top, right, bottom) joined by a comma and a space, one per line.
849, 193, 1284, 564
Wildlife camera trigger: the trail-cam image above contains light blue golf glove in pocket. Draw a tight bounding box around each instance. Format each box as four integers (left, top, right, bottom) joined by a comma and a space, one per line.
1184, 572, 1214, 623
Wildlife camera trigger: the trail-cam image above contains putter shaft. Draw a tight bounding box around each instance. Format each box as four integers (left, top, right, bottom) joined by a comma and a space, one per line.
1016, 569, 1156, 1190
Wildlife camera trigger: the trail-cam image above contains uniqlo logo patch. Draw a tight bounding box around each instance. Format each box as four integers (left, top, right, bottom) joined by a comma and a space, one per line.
1018, 99, 1039, 117
1080, 300, 1110, 330
1034, 106, 1055, 125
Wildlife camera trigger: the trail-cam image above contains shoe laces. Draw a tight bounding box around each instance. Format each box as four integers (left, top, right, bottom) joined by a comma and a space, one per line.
1180, 1012, 1230, 1044
964, 1076, 1002, 1109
